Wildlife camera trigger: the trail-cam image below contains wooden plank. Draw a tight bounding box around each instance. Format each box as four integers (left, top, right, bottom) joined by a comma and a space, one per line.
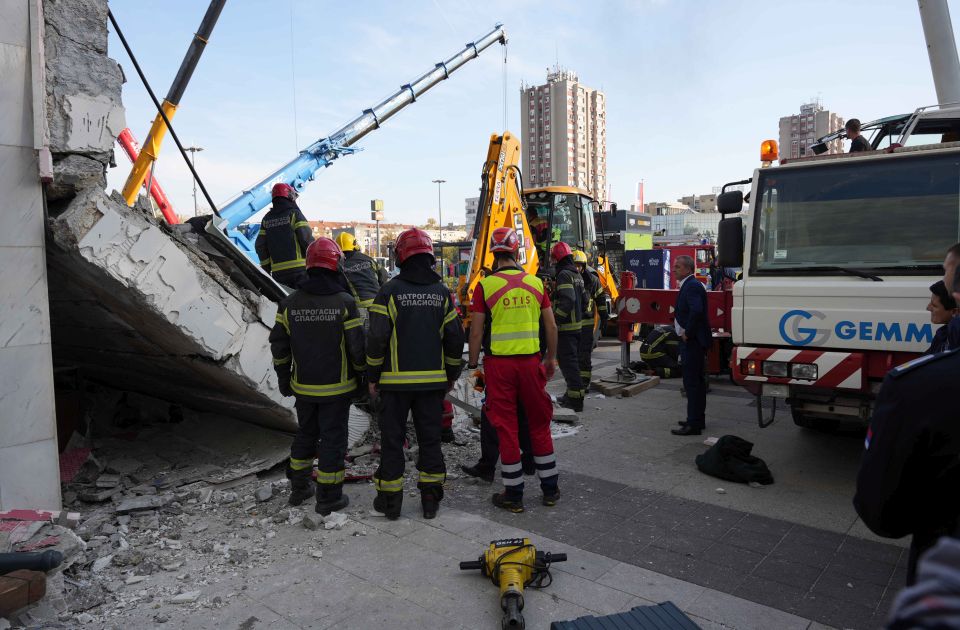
592, 380, 627, 396
620, 376, 660, 397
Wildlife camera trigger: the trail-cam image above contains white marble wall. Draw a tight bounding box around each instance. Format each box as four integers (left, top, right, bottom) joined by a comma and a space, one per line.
0, 0, 61, 510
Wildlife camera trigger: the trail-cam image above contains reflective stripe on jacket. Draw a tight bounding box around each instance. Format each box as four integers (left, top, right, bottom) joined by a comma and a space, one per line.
552, 262, 584, 334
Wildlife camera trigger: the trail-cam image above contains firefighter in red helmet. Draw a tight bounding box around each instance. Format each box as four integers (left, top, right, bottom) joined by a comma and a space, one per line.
366, 228, 465, 520
255, 182, 314, 289
269, 237, 366, 515
550, 241, 586, 412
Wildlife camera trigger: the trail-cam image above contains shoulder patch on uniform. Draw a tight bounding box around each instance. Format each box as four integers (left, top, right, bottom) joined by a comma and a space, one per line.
890, 348, 960, 378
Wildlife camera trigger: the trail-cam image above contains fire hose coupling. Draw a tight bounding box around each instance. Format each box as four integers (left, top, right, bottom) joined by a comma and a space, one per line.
459, 538, 567, 630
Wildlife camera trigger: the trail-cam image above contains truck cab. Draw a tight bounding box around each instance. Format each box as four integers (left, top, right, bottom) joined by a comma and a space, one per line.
719, 132, 959, 428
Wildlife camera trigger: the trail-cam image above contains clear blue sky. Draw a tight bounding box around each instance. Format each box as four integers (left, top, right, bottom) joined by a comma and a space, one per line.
106, 0, 956, 225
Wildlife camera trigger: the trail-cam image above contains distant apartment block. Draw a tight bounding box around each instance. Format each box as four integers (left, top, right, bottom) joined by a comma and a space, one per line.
520, 67, 606, 199
778, 100, 844, 160
644, 201, 691, 216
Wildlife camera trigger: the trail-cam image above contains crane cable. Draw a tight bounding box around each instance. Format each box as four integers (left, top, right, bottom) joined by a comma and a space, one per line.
502, 40, 508, 130
289, 0, 299, 152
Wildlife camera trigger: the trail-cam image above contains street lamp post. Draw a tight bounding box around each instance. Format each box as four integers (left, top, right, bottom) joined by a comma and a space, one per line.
185, 146, 204, 216
371, 199, 384, 258
432, 179, 445, 244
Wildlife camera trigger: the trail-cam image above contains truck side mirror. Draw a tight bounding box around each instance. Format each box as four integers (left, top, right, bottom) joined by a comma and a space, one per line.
610, 202, 618, 217
716, 191, 743, 215
717, 216, 743, 268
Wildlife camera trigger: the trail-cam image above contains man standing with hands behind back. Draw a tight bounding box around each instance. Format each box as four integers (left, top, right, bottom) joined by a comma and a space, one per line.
671, 255, 711, 436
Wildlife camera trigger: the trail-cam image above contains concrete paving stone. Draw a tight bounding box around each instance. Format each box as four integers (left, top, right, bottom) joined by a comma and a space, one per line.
520, 587, 599, 628
720, 526, 786, 555
650, 531, 714, 557
736, 512, 795, 537
732, 574, 807, 614
560, 473, 629, 498
752, 556, 825, 590
316, 587, 468, 630
827, 550, 897, 586
699, 541, 765, 573
770, 538, 837, 569
634, 545, 700, 583
633, 503, 692, 531
685, 615, 728, 630
793, 593, 875, 630
684, 557, 750, 593
787, 524, 846, 551
592, 494, 647, 519
837, 535, 903, 566
531, 539, 620, 582
684, 587, 812, 630
673, 503, 745, 541
541, 568, 637, 615
583, 529, 651, 565
595, 561, 707, 609
425, 507, 495, 535
403, 521, 483, 561
175, 594, 295, 630
812, 568, 886, 609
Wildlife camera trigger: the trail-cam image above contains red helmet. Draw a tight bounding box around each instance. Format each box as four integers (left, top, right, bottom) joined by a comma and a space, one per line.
489, 227, 519, 255
271, 182, 298, 200
550, 241, 573, 263
395, 228, 434, 265
305, 237, 343, 271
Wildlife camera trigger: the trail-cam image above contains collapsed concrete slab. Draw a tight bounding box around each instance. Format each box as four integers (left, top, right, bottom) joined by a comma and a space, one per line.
45, 188, 295, 429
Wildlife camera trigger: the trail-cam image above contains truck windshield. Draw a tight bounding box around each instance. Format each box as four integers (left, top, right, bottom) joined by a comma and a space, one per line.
752, 152, 960, 273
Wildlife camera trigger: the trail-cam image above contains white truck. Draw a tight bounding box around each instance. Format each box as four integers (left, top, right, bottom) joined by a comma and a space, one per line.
716, 110, 960, 429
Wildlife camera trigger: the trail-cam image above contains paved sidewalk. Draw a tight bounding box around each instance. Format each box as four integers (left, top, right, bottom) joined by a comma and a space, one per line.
109, 482, 827, 630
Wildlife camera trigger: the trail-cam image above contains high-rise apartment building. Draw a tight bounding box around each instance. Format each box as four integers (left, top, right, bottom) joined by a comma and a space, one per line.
778, 100, 844, 160
520, 67, 606, 200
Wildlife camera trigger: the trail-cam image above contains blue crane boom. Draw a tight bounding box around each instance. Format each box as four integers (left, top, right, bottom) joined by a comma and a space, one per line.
218, 23, 507, 259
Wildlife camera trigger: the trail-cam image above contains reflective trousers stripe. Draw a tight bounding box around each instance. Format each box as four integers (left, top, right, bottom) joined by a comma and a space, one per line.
418, 471, 446, 485
291, 378, 357, 397
316, 469, 345, 484
289, 457, 313, 471
374, 477, 403, 492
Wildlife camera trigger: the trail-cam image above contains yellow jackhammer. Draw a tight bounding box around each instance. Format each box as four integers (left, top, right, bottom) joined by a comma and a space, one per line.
459, 538, 567, 629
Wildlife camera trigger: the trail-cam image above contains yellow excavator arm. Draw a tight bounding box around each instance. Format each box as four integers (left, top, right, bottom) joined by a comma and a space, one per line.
458, 132, 538, 320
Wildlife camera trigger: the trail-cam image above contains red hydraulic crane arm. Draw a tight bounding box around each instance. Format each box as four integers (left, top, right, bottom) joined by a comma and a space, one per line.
116, 128, 178, 224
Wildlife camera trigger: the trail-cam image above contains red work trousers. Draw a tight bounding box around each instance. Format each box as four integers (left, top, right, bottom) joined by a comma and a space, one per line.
483, 354, 555, 466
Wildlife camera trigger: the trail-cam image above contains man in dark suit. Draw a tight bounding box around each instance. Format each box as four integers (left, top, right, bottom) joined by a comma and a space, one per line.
671, 255, 711, 436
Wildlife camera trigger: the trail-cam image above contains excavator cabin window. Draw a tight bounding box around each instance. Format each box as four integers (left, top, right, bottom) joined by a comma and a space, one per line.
524, 190, 597, 270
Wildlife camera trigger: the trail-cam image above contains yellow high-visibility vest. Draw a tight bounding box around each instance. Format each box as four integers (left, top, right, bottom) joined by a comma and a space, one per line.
479, 269, 544, 356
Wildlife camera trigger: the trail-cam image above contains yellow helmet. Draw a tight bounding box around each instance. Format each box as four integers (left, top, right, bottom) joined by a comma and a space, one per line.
335, 232, 357, 251
572, 250, 588, 265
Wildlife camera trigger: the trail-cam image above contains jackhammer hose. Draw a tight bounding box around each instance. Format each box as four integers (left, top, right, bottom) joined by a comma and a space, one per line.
0, 550, 64, 574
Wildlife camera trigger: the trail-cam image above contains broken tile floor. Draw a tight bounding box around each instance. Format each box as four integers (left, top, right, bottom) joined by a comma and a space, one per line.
3, 343, 905, 629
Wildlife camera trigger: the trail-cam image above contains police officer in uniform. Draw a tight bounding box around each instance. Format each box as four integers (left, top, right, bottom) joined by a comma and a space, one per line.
854, 347, 960, 584
573, 249, 607, 396
335, 232, 388, 323
269, 237, 365, 515
255, 183, 314, 288
468, 227, 559, 512
550, 242, 585, 412
366, 228, 465, 520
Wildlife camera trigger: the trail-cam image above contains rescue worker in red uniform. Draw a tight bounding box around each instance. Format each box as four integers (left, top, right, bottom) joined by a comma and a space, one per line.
468, 227, 560, 513
550, 242, 586, 412
366, 228, 465, 520
269, 237, 365, 515
255, 183, 314, 289
573, 249, 608, 396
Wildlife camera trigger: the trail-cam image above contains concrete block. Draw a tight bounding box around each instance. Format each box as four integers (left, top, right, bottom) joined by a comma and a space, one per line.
0, 0, 29, 47
0, 438, 61, 511
595, 561, 706, 609
62, 93, 124, 155
0, 146, 44, 248
0, 42, 32, 148
0, 343, 55, 447
0, 246, 51, 349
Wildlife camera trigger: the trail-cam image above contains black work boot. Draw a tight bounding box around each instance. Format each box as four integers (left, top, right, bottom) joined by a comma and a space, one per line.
373, 491, 402, 520
288, 468, 314, 507
420, 485, 444, 520
315, 483, 349, 516
491, 491, 525, 513
460, 463, 494, 483
542, 488, 561, 507
557, 394, 584, 412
